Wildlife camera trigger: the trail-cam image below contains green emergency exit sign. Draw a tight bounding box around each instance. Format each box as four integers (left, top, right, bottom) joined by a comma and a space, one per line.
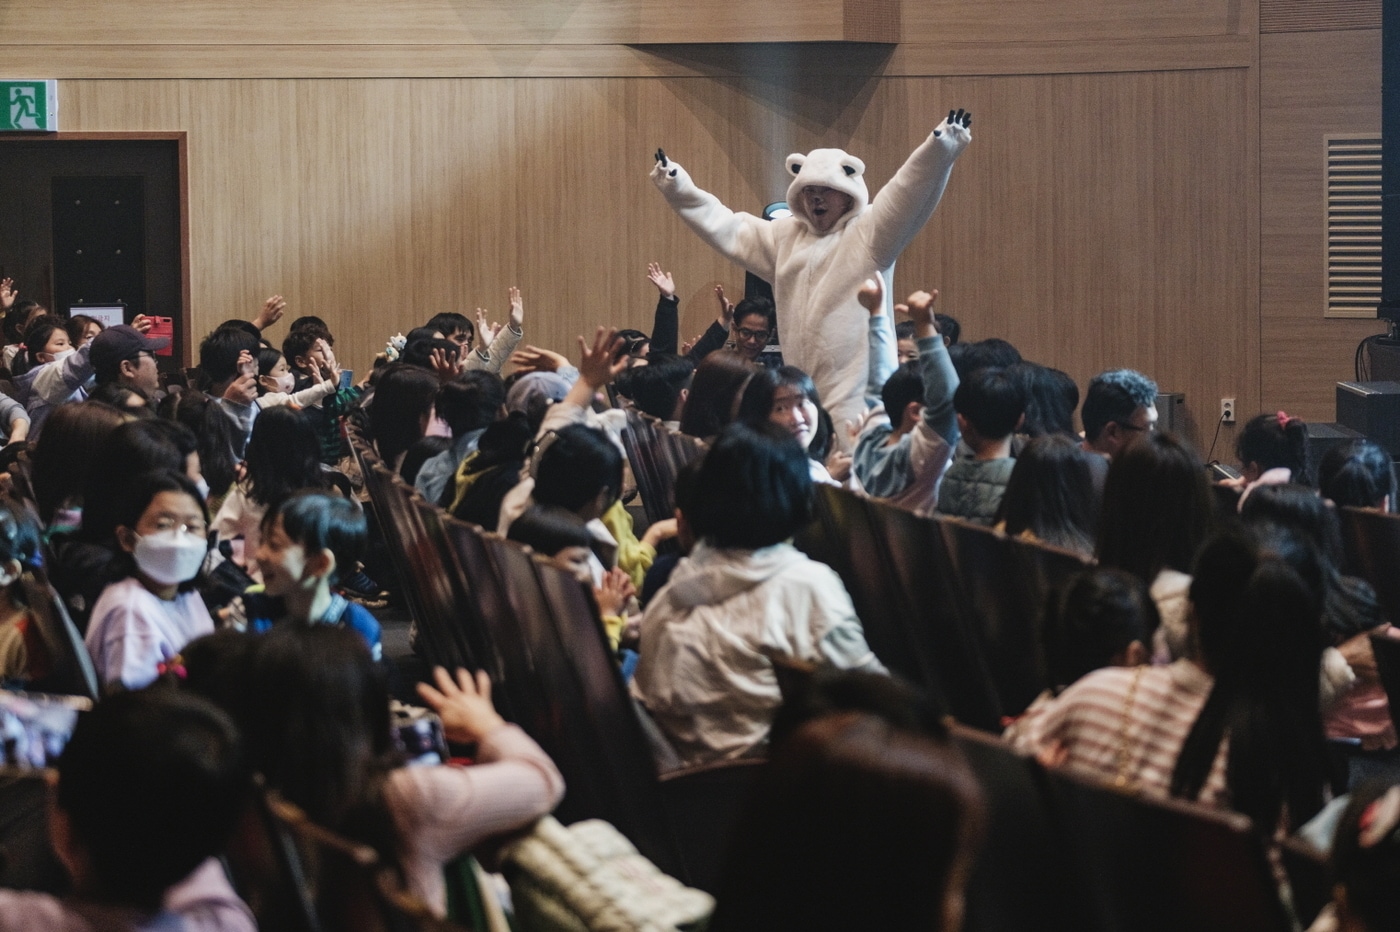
0, 80, 58, 132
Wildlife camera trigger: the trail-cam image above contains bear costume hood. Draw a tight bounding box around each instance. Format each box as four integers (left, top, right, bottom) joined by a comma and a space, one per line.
784, 148, 870, 236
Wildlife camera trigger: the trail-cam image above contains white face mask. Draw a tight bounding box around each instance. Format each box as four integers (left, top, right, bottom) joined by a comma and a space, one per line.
42, 348, 75, 364
133, 530, 207, 586
272, 372, 295, 394
194, 477, 211, 501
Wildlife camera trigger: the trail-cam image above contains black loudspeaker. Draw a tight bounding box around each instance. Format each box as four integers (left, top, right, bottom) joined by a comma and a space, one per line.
1305, 422, 1365, 482
1336, 381, 1400, 455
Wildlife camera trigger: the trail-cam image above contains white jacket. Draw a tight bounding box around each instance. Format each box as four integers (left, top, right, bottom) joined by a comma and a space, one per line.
650, 116, 971, 445
632, 541, 884, 767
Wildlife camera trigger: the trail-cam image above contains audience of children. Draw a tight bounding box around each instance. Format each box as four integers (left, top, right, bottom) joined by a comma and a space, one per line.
3, 271, 1400, 931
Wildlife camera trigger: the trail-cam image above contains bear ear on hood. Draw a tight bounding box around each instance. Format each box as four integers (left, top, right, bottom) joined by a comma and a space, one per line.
786, 153, 806, 177
840, 155, 866, 178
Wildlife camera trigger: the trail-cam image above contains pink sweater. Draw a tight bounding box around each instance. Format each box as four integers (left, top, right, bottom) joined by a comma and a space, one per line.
384, 723, 565, 915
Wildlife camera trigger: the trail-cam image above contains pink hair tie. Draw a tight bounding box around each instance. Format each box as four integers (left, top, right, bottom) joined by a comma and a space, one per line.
1276, 410, 1291, 428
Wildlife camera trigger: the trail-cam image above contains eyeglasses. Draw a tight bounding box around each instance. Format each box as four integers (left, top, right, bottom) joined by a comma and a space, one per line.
736, 328, 771, 342
147, 518, 208, 536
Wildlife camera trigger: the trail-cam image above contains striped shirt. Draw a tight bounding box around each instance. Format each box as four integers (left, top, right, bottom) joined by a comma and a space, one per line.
1005, 660, 1230, 805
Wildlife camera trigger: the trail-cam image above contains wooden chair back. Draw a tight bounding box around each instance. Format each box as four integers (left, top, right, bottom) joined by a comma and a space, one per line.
1045, 767, 1292, 932
947, 724, 1091, 932
1371, 631, 1400, 729
939, 519, 1053, 716
486, 536, 684, 877
19, 568, 98, 700
1339, 506, 1400, 624
619, 409, 706, 526
868, 499, 1004, 730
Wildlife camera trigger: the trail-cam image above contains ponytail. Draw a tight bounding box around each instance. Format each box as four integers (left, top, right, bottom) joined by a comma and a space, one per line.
1237, 412, 1311, 485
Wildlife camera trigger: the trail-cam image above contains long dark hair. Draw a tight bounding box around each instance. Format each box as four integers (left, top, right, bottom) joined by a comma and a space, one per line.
29, 401, 127, 524
160, 390, 239, 500
1169, 525, 1328, 831
1096, 432, 1214, 584
1237, 412, 1311, 485
368, 364, 439, 467
997, 433, 1100, 556
737, 365, 834, 463
679, 352, 756, 440
243, 406, 329, 509
240, 625, 403, 869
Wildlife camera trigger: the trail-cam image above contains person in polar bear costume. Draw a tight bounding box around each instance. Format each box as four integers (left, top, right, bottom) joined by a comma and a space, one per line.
650, 108, 973, 448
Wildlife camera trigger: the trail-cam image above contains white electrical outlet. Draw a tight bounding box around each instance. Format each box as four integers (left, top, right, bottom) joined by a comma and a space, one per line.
1220, 397, 1236, 424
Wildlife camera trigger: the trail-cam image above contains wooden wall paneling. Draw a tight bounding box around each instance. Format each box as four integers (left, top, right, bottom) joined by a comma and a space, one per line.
1259, 0, 1381, 34
0, 0, 1242, 49
1259, 29, 1385, 421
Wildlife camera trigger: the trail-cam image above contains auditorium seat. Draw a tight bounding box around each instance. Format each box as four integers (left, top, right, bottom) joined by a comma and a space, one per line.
868, 500, 1004, 731
1046, 766, 1292, 932
1338, 506, 1400, 625
940, 519, 1058, 716
20, 568, 98, 700
949, 723, 1092, 932
619, 408, 706, 527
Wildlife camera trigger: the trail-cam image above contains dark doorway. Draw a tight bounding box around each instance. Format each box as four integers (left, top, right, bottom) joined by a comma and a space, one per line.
0, 136, 186, 366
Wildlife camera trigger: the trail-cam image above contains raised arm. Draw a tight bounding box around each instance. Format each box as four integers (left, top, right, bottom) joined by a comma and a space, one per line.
650, 153, 779, 281
863, 109, 973, 270
857, 276, 898, 408
465, 288, 524, 373
647, 263, 680, 355
906, 290, 959, 447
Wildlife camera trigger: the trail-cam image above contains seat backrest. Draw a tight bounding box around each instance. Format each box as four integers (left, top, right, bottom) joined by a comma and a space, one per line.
947, 724, 1092, 932
20, 568, 98, 700
405, 496, 479, 673
619, 409, 706, 526
1278, 836, 1329, 930
796, 486, 931, 688
867, 500, 1004, 731
939, 518, 1051, 716
1339, 506, 1400, 624
1371, 631, 1400, 730
491, 538, 683, 878
1045, 767, 1292, 932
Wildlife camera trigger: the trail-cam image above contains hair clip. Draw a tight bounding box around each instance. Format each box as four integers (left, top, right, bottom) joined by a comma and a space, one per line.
1358, 786, 1400, 849
1276, 410, 1292, 428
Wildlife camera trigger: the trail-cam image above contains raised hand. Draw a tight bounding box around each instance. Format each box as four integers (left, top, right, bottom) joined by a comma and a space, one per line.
315, 338, 341, 384
857, 277, 885, 316
507, 287, 524, 331
593, 567, 637, 618
131, 314, 154, 334
932, 108, 973, 153
680, 333, 703, 356
714, 284, 735, 330
508, 344, 569, 374
236, 349, 257, 380
428, 346, 459, 380
223, 371, 258, 406
253, 294, 287, 331
646, 262, 676, 299
826, 449, 854, 483
416, 667, 506, 745
575, 326, 629, 389
904, 289, 940, 341
474, 308, 502, 350
0, 278, 15, 311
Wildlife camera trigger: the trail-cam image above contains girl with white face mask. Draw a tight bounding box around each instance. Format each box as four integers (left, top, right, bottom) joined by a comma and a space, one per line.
84, 471, 214, 690
12, 315, 99, 438
254, 345, 341, 411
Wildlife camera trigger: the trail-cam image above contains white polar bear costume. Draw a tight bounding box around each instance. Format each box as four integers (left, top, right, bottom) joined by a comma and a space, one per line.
651, 113, 972, 448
